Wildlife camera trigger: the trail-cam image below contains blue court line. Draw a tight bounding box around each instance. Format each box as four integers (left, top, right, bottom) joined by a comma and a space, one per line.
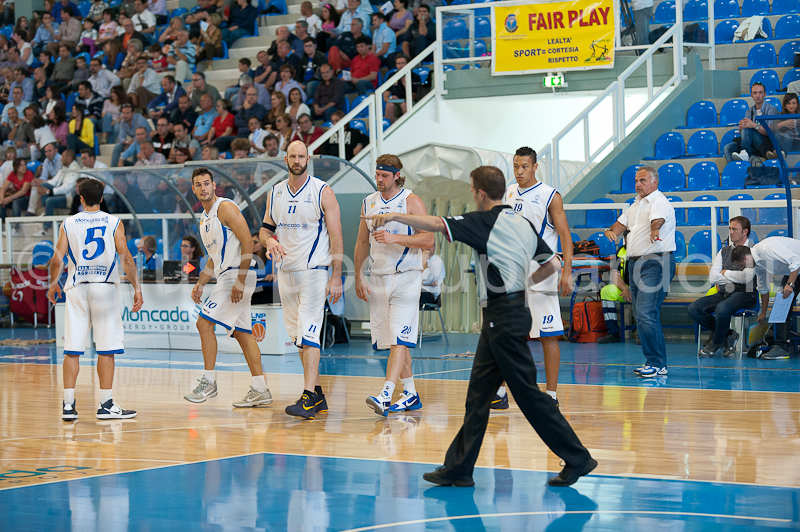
0, 454, 796, 531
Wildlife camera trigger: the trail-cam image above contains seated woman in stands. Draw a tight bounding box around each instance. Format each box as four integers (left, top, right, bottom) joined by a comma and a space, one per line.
768, 93, 800, 159
383, 54, 419, 123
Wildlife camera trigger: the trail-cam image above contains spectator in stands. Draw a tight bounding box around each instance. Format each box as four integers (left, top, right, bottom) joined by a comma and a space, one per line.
767, 93, 800, 159
128, 54, 160, 110
689, 216, 757, 357
598, 234, 630, 344
100, 86, 125, 143
234, 79, 271, 111
118, 125, 149, 166
320, 109, 366, 159
266, 40, 300, 90
49, 105, 69, 148
78, 148, 113, 208
267, 26, 297, 60
150, 116, 174, 157
53, 0, 79, 24
420, 240, 444, 305
253, 50, 273, 85
51, 44, 76, 93
76, 17, 98, 56
263, 91, 287, 130
64, 55, 91, 95
733, 237, 800, 358
312, 63, 344, 121
327, 18, 364, 71
172, 94, 198, 132
37, 145, 83, 218
222, 0, 258, 47
112, 105, 150, 165
148, 74, 186, 122
167, 30, 195, 84
389, 0, 413, 38
264, 133, 284, 157
3, 106, 33, 159
181, 235, 204, 261
170, 121, 201, 161
224, 57, 254, 102
49, 6, 81, 57
32, 12, 56, 56
297, 37, 327, 98
135, 139, 166, 166
159, 16, 185, 47
273, 112, 293, 152
292, 113, 323, 152
31, 114, 58, 161
346, 36, 380, 95
148, 44, 168, 72
137, 235, 159, 269
185, 0, 217, 28
43, 85, 63, 118
275, 64, 307, 102
188, 72, 221, 112
120, 18, 147, 51
11, 31, 34, 68
1, 47, 28, 74
631, 0, 653, 47
287, 87, 310, 127
202, 98, 234, 146
403, 3, 434, 60
0, 147, 15, 181
89, 0, 110, 23
292, 21, 311, 57
38, 51, 55, 78
604, 166, 676, 378
317, 3, 341, 53
101, 40, 124, 72
88, 57, 121, 99
215, 86, 267, 152
74, 81, 104, 130
131, 0, 157, 44
29, 141, 62, 216
0, 36, 9, 64
201, 145, 219, 160
66, 105, 95, 154
247, 116, 268, 156
724, 82, 778, 164
112, 174, 149, 214
193, 93, 218, 143
9, 66, 33, 103
300, 2, 323, 38
371, 12, 396, 67
336, 0, 371, 37
0, 86, 30, 142
197, 13, 223, 64
97, 9, 119, 47
0, 158, 33, 228
231, 137, 250, 159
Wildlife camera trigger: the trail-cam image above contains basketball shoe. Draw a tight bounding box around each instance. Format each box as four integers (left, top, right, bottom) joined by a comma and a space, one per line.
184, 376, 218, 403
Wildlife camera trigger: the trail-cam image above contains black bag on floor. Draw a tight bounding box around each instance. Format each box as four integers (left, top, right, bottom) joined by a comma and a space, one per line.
745, 166, 782, 187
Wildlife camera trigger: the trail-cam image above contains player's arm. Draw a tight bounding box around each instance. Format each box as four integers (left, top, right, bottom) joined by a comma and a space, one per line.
321, 185, 343, 304
364, 212, 446, 234
371, 193, 435, 249
548, 193, 573, 296
219, 201, 253, 304
46, 223, 68, 305
531, 257, 559, 285
354, 202, 371, 302
113, 221, 143, 312
259, 188, 286, 260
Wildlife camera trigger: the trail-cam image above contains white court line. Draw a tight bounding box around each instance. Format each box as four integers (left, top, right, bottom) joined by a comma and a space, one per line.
338, 510, 793, 531
414, 367, 472, 377
0, 458, 183, 463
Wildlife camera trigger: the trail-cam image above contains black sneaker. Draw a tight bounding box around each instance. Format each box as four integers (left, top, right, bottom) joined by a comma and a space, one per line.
62, 401, 78, 421
315, 393, 328, 414
489, 393, 509, 410
597, 333, 620, 344
547, 458, 598, 487
96, 399, 137, 419
286, 391, 317, 419
699, 343, 721, 358
723, 331, 740, 357
422, 466, 475, 487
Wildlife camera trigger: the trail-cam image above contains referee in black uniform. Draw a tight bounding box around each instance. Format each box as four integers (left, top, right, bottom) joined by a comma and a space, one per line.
364, 166, 596, 487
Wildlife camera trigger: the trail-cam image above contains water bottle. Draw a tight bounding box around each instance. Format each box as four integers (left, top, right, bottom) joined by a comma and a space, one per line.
136, 250, 145, 281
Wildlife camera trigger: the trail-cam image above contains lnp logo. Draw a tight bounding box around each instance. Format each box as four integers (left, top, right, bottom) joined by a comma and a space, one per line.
505, 14, 517, 33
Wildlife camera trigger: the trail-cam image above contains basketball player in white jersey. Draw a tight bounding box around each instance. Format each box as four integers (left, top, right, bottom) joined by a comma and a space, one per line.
47, 178, 142, 421
494, 146, 574, 408
260, 140, 344, 420
355, 154, 434, 416
183, 167, 273, 408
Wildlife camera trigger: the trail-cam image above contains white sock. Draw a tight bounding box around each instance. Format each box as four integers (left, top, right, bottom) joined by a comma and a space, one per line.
204, 369, 215, 384
497, 386, 506, 398
252, 374, 267, 393
64, 388, 75, 406
546, 390, 557, 400
380, 381, 395, 400
100, 389, 112, 405
401, 377, 416, 396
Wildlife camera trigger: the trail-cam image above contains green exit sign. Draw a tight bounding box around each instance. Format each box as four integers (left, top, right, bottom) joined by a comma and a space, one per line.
543, 75, 564, 88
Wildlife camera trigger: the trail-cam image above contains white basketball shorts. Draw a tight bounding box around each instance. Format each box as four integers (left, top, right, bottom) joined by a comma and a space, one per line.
64, 283, 123, 355
199, 269, 257, 336
370, 270, 421, 350
278, 268, 328, 348
527, 291, 564, 338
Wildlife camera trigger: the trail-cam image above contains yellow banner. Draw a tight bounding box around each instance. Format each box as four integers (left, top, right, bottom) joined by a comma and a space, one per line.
492, 0, 615, 75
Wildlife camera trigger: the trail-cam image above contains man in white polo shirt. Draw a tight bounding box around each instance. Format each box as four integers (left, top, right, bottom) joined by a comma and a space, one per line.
604, 166, 677, 378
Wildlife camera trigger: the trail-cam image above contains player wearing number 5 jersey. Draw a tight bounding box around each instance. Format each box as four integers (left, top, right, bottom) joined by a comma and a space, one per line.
183, 167, 273, 409
355, 154, 434, 416
260, 141, 344, 420
48, 178, 143, 421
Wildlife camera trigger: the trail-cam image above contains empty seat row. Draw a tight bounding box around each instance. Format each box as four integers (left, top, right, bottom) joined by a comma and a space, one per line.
658, 0, 800, 25
649, 130, 725, 159
742, 40, 800, 68
684, 97, 785, 129
613, 160, 784, 191
746, 68, 800, 93
443, 17, 492, 40
444, 40, 488, 59
714, 15, 799, 42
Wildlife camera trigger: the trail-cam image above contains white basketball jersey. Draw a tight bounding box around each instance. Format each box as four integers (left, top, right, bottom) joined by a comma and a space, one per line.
269, 175, 331, 271
200, 197, 244, 278
363, 189, 422, 275
63, 210, 121, 290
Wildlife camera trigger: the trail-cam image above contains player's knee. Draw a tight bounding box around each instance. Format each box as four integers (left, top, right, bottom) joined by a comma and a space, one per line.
196, 317, 212, 332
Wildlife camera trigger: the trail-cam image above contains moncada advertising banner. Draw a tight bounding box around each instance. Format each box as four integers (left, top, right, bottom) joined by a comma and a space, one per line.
492, 0, 615, 75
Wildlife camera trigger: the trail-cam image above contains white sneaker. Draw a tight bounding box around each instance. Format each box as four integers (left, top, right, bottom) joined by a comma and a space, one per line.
732, 150, 750, 162
231, 386, 273, 408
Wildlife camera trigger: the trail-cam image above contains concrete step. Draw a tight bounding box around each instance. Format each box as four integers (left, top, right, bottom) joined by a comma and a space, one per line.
100, 143, 115, 157
640, 156, 727, 173
201, 67, 241, 80
693, 38, 794, 62
167, 0, 179, 10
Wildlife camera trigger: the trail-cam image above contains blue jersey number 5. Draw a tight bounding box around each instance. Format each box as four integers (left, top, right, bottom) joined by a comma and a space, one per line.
83, 226, 106, 260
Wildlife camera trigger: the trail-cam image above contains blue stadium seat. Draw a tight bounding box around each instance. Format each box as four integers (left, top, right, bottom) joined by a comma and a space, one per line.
443, 19, 467, 40
720, 129, 738, 150
684, 0, 708, 20
382, 118, 391, 131
412, 67, 430, 84
444, 42, 462, 59
742, 0, 770, 16
715, 19, 739, 43
127, 238, 138, 257
761, 16, 774, 38
714, 0, 740, 17
775, 14, 800, 38
758, 193, 788, 224
675, 230, 687, 262
749, 70, 780, 94
77, 52, 90, 64
783, 68, 800, 88
767, 228, 788, 237
653, 132, 685, 159
688, 230, 723, 259
720, 99, 749, 125
266, 0, 287, 15
169, 7, 187, 20
687, 195, 720, 225
351, 95, 369, 117
721, 161, 750, 188
743, 43, 777, 69
576, 198, 618, 228
728, 193, 757, 221
587, 231, 616, 256
26, 161, 41, 173
322, 121, 333, 128
221, 41, 229, 60
687, 130, 719, 156
77, 1, 91, 17
685, 101, 717, 128
450, 0, 470, 4
765, 96, 783, 111
667, 195, 687, 225
350, 119, 367, 135
654, 0, 676, 23
773, 0, 800, 14
65, 92, 77, 112
475, 39, 488, 57
611, 164, 643, 194
660, 164, 687, 191
749, 230, 759, 243
556, 232, 581, 254
476, 16, 491, 38
443, 64, 456, 72
688, 161, 721, 190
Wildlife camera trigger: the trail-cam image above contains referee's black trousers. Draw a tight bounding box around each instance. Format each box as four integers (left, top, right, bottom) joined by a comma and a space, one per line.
443, 293, 592, 479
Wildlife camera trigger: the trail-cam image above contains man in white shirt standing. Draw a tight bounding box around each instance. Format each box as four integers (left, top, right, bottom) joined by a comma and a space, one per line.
631, 0, 654, 47
299, 1, 323, 37
605, 166, 676, 378
420, 240, 444, 305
